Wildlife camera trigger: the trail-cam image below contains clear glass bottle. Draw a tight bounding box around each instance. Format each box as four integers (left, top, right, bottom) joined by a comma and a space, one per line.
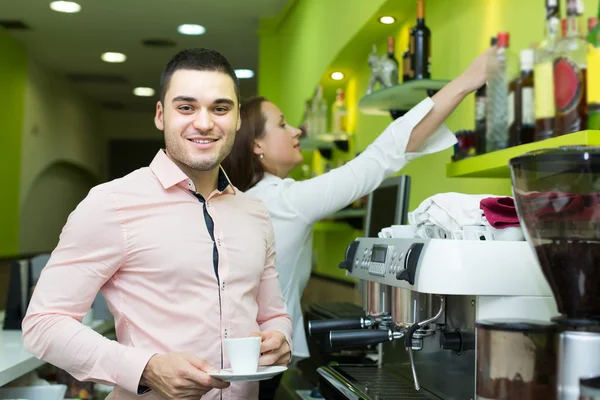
534, 0, 560, 141
486, 32, 517, 152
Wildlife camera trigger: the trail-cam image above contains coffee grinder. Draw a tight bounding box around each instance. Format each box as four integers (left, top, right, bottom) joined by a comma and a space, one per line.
510, 147, 600, 400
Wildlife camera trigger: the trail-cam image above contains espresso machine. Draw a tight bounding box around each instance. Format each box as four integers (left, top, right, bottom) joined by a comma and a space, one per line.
509, 146, 600, 400
309, 235, 558, 399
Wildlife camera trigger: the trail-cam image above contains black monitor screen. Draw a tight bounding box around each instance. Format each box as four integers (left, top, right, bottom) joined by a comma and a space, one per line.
367, 185, 400, 237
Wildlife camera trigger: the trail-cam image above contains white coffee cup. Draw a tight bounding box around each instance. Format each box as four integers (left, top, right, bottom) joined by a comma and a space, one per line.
224, 337, 261, 374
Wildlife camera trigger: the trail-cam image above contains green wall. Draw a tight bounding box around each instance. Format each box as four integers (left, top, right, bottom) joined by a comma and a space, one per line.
0, 29, 27, 256
258, 0, 387, 125
262, 0, 598, 281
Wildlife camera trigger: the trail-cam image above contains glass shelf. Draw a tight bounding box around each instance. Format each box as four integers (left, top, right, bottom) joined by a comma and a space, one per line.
358, 79, 450, 115
446, 130, 600, 178
300, 133, 350, 155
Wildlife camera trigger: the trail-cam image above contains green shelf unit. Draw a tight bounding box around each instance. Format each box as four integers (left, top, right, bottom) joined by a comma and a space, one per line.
358, 79, 450, 116
300, 133, 349, 150
446, 130, 600, 178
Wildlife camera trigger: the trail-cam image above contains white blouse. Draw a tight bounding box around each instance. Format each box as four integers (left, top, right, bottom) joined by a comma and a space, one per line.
246, 97, 457, 358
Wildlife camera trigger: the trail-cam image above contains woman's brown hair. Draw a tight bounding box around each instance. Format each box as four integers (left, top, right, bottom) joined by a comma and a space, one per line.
222, 96, 268, 191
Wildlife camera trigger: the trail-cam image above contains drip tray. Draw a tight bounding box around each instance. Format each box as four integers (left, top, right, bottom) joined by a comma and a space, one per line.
318, 364, 441, 400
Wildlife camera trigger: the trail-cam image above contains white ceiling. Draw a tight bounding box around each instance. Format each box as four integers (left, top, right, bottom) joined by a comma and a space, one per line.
0, 0, 290, 112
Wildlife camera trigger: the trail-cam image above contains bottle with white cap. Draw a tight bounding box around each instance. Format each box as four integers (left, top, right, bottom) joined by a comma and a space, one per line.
509, 48, 535, 147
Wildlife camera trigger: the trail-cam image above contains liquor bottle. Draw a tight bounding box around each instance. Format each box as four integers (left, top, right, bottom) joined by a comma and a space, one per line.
331, 88, 348, 133
509, 49, 536, 146
590, 17, 599, 34
587, 6, 600, 130
486, 32, 518, 152
385, 36, 400, 86
402, 47, 413, 82
410, 0, 431, 80
474, 36, 497, 154
310, 86, 328, 135
554, 0, 587, 136
534, 0, 560, 141
300, 99, 311, 137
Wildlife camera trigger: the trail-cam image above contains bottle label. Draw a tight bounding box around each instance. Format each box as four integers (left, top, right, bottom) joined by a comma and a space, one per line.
553, 57, 584, 116
522, 87, 535, 125
588, 45, 600, 105
534, 62, 556, 119
508, 91, 515, 127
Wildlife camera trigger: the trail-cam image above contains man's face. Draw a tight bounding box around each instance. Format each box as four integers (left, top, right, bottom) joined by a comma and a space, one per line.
155, 69, 240, 173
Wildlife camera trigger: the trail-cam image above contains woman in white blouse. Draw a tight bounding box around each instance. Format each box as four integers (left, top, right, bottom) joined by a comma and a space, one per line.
222, 48, 491, 398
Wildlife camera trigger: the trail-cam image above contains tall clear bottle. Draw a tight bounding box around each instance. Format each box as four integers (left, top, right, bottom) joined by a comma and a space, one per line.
311, 86, 328, 135
554, 0, 587, 135
587, 4, 600, 129
486, 32, 517, 152
475, 36, 497, 154
331, 88, 348, 133
534, 0, 560, 141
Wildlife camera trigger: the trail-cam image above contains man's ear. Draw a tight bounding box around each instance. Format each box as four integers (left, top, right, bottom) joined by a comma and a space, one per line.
154, 101, 164, 130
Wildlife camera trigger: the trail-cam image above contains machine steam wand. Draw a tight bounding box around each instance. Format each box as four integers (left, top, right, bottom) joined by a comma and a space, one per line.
404, 296, 446, 391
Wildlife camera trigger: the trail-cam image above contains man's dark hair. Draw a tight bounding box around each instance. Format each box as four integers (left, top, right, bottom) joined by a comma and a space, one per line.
159, 48, 240, 104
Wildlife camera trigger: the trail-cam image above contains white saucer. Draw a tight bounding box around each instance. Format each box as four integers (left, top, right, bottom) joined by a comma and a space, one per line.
209, 366, 288, 382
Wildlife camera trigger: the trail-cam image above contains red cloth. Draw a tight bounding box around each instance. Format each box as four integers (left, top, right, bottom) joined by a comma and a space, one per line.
480, 197, 520, 229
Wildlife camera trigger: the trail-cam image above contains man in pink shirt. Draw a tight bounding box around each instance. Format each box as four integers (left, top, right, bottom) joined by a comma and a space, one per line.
22, 48, 292, 400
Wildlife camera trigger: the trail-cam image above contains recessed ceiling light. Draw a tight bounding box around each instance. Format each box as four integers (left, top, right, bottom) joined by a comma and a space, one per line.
331, 72, 345, 81
133, 87, 155, 97
178, 24, 206, 36
101, 52, 127, 63
379, 16, 396, 24
50, 1, 81, 13
235, 69, 254, 79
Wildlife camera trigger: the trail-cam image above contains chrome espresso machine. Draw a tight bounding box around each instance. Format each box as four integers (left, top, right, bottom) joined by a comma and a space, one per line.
309, 146, 600, 400
309, 237, 557, 399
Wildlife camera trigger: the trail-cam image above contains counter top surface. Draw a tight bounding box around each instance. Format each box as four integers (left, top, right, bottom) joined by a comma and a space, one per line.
0, 320, 114, 387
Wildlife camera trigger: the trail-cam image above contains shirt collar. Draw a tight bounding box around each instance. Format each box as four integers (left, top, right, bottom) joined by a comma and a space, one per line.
256, 172, 282, 187
149, 150, 235, 195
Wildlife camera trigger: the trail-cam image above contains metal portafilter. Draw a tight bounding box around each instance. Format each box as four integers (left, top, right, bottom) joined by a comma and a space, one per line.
329, 328, 405, 348
308, 317, 375, 336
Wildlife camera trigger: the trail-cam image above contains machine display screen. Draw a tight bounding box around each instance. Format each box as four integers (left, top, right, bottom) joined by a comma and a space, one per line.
371, 246, 387, 263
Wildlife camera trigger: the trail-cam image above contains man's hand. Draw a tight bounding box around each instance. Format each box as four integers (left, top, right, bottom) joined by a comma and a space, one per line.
140, 353, 229, 399
249, 331, 291, 366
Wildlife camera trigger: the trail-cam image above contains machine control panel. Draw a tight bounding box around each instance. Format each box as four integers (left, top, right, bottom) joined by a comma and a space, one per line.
343, 238, 429, 287
365, 244, 405, 277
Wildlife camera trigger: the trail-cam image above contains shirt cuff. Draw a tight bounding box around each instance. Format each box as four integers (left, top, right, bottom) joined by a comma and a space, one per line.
260, 322, 293, 364
116, 347, 156, 394
389, 97, 457, 161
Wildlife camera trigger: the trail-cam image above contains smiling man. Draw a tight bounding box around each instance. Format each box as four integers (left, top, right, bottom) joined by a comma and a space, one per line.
22, 48, 292, 400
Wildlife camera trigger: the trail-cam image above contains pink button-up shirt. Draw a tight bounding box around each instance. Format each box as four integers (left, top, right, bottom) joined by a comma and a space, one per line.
22, 150, 292, 400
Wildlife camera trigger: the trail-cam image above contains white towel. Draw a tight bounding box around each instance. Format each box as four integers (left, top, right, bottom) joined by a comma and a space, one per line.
408, 192, 497, 232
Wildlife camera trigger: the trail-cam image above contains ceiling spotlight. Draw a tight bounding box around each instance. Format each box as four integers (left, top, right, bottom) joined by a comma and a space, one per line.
178, 24, 206, 35
133, 87, 155, 97
379, 16, 396, 24
331, 72, 345, 81
50, 1, 81, 13
235, 69, 254, 79
101, 52, 127, 63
